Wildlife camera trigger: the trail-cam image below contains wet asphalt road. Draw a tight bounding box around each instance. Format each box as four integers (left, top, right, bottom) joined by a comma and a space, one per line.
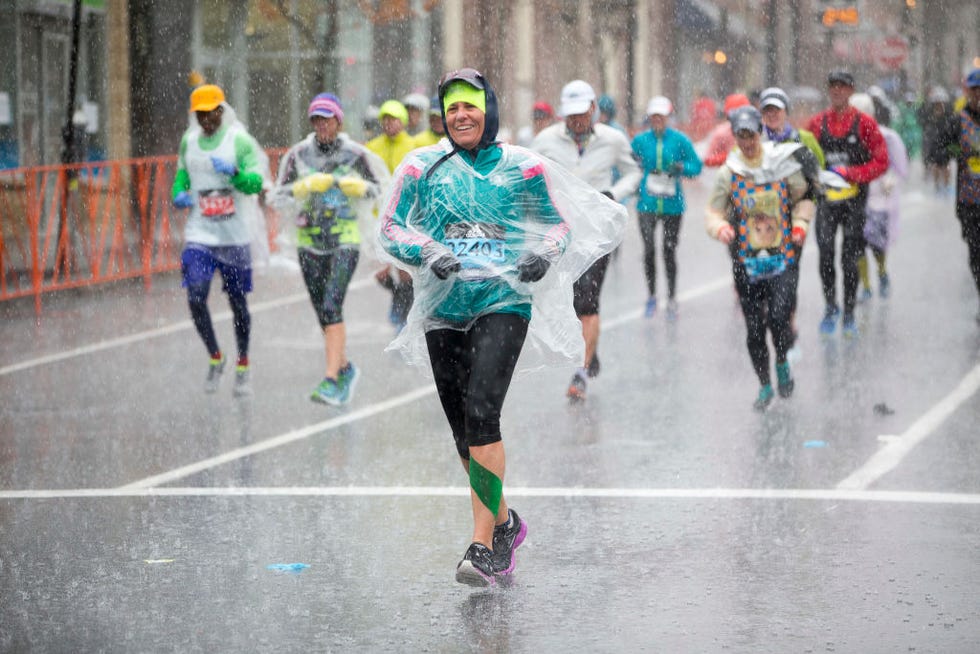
1, 164, 979, 653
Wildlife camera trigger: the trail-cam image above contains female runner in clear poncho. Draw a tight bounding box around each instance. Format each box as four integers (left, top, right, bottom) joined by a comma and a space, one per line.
377, 68, 627, 587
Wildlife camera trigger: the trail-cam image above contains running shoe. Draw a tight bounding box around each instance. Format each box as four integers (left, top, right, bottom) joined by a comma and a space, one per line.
311, 377, 343, 406
753, 384, 775, 411
841, 315, 859, 338
819, 305, 840, 335
491, 509, 528, 575
567, 371, 587, 402
644, 296, 657, 318
879, 273, 890, 298
337, 362, 360, 405
587, 353, 600, 379
455, 542, 496, 587
232, 365, 252, 397
776, 362, 794, 398
666, 299, 679, 322
203, 357, 225, 394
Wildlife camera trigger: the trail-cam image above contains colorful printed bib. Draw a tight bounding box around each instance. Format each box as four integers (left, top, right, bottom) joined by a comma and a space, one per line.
730, 175, 795, 281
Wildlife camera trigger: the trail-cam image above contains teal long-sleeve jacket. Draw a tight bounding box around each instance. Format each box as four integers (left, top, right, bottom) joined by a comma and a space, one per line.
631, 127, 702, 216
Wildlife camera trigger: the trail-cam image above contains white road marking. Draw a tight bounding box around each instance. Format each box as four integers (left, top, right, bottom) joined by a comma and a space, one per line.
2, 485, 978, 505
116, 383, 437, 490
837, 362, 980, 490
0, 276, 374, 377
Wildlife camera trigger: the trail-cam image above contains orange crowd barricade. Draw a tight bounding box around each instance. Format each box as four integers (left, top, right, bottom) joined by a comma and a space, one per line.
0, 149, 286, 317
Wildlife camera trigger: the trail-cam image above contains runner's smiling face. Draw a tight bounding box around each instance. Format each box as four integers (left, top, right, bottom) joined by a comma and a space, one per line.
195, 106, 223, 136
311, 115, 340, 144
828, 81, 854, 111
446, 102, 485, 150
761, 105, 786, 132
967, 85, 980, 112
564, 104, 594, 138
735, 129, 761, 158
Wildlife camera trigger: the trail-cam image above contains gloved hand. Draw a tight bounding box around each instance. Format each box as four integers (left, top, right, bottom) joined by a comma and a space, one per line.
338, 176, 368, 198
601, 190, 615, 201
669, 161, 685, 177
173, 191, 194, 209
211, 156, 238, 177
716, 223, 735, 245
292, 173, 335, 200
422, 242, 461, 280
516, 252, 550, 282
791, 226, 806, 245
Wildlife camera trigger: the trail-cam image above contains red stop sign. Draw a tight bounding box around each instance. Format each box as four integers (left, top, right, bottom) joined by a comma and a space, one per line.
876, 35, 908, 70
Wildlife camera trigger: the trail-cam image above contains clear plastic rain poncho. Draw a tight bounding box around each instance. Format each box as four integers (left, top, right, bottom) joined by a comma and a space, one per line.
180, 101, 273, 266
377, 140, 628, 373
268, 131, 391, 264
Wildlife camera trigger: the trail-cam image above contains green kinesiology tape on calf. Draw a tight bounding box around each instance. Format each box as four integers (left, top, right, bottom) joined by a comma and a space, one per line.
469, 458, 502, 516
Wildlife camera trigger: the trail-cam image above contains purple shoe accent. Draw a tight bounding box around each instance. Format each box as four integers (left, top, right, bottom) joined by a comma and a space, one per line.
456, 561, 495, 587
493, 513, 528, 576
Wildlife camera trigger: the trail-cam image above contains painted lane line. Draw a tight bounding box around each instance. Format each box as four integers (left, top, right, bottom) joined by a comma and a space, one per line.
837, 362, 980, 491
3, 486, 979, 505
0, 276, 373, 377
116, 275, 733, 488
601, 276, 731, 329
117, 384, 437, 490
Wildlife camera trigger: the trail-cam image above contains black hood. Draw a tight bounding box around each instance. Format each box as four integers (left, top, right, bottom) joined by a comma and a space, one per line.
437, 69, 499, 152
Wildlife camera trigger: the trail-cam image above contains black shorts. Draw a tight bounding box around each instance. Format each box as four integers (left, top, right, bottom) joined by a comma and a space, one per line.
299, 247, 359, 327
573, 253, 611, 316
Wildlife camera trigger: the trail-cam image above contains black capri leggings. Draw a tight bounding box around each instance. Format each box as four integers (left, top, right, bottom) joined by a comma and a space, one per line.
425, 313, 529, 459
734, 264, 799, 387
299, 247, 359, 327
573, 253, 611, 316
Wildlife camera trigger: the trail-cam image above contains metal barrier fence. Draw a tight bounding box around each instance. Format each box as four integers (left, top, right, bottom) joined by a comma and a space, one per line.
0, 150, 285, 316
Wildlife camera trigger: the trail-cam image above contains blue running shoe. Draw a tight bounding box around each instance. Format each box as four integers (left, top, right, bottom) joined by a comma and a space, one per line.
776, 361, 794, 398
819, 305, 840, 335
841, 315, 859, 338
644, 296, 657, 318
337, 362, 360, 405
753, 384, 775, 411
311, 377, 343, 406
879, 273, 890, 298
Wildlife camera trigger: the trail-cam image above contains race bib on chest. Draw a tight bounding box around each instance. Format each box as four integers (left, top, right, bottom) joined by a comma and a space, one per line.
444, 222, 507, 272
645, 172, 674, 197
825, 183, 859, 202
198, 189, 236, 220
743, 249, 786, 279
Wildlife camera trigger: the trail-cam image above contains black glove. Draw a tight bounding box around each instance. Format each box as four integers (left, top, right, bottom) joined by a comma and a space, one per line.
430, 253, 461, 279
601, 190, 615, 200
668, 161, 684, 177
516, 252, 550, 282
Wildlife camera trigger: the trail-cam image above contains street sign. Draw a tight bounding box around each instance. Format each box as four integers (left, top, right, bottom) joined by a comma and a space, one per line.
875, 35, 909, 70
821, 6, 859, 27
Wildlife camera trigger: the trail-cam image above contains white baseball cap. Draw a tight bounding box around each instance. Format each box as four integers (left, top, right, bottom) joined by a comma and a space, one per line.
559, 80, 596, 117
646, 96, 673, 116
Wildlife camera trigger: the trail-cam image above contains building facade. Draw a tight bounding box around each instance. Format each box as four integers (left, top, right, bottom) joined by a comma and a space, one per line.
0, 0, 977, 170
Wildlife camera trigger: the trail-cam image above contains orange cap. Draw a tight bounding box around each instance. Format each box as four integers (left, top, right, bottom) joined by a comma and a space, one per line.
190, 84, 225, 112
723, 93, 750, 115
